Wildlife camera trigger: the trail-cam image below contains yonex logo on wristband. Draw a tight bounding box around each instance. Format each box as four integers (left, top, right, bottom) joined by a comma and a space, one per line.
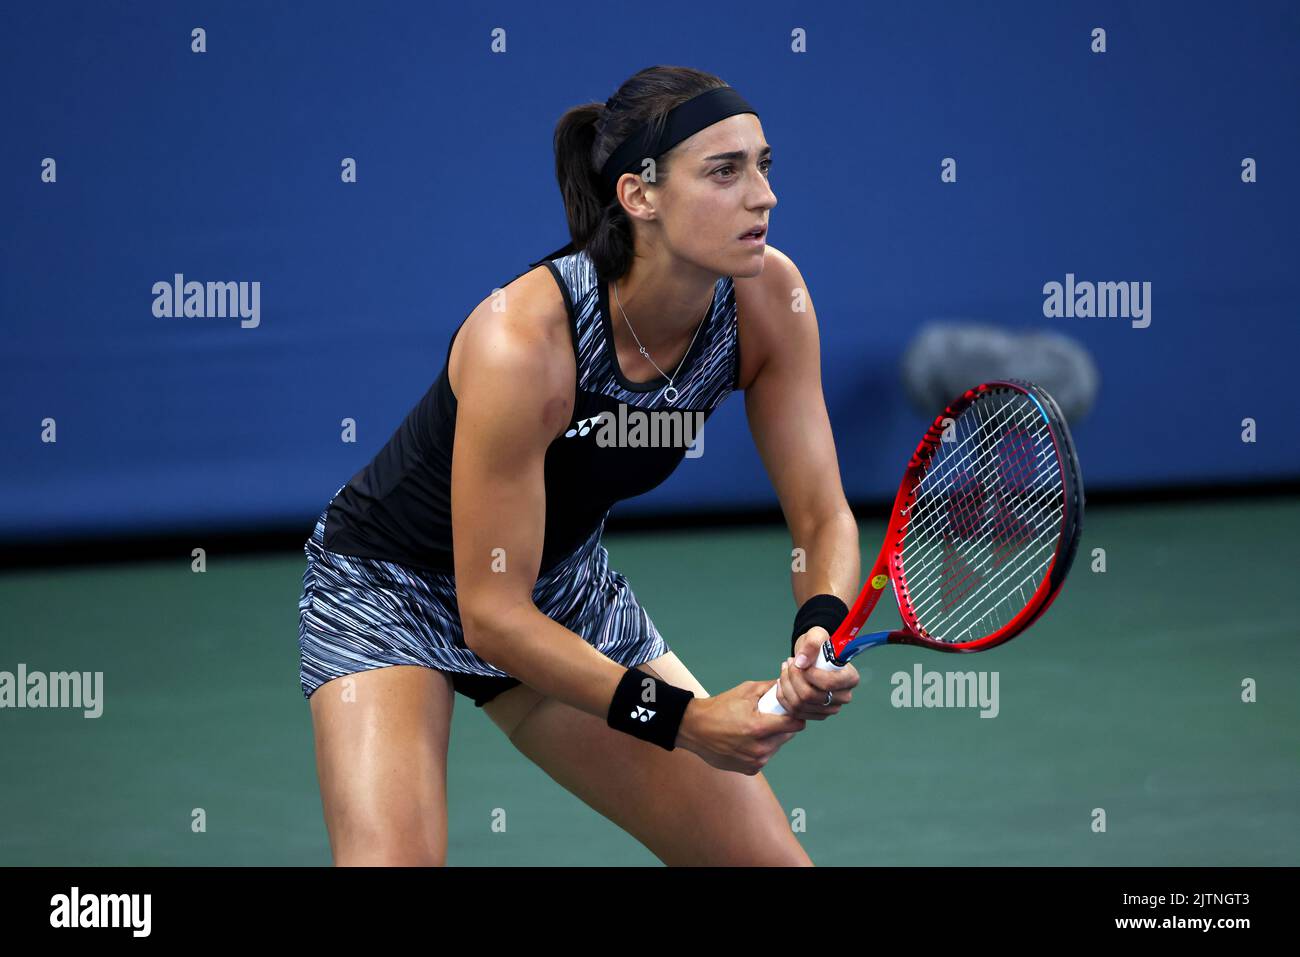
609, 667, 691, 750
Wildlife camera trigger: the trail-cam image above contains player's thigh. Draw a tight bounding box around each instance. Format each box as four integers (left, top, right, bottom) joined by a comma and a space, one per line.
309, 663, 455, 866
483, 651, 812, 866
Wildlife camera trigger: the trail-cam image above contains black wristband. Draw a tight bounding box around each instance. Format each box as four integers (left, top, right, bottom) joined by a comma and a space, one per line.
791, 593, 848, 656
606, 667, 695, 751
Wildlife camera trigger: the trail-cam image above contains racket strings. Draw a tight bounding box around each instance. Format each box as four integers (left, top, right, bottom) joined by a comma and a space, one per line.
904, 402, 1053, 548
904, 401, 1053, 543
898, 393, 1065, 644
907, 468, 1062, 630
909, 486, 1060, 621
906, 423, 1062, 638
911, 487, 1062, 639
909, 400, 1047, 502
905, 406, 1061, 619
909, 500, 1061, 640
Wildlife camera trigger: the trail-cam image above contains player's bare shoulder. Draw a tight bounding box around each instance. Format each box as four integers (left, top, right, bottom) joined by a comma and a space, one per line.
732, 244, 805, 392
449, 262, 576, 441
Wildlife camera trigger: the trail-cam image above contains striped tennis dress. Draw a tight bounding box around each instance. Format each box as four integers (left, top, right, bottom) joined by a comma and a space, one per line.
297, 246, 742, 706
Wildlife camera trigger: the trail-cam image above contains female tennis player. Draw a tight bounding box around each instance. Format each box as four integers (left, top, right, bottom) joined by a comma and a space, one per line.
297, 65, 861, 866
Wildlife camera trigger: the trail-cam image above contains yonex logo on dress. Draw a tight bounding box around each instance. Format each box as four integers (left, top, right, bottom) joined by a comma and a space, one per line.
562, 403, 704, 458
631, 705, 656, 722
564, 416, 603, 437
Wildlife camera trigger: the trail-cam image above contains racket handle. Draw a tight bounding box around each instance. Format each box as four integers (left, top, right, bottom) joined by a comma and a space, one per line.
757, 643, 846, 716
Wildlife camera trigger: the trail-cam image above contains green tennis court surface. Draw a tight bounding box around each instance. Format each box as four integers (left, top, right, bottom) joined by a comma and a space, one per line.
2, 498, 1297, 865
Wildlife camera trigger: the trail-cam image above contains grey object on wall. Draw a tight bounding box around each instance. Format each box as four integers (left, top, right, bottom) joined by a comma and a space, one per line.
901, 322, 1100, 423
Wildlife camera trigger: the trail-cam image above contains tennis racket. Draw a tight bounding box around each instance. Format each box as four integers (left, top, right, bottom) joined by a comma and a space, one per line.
759, 379, 1084, 716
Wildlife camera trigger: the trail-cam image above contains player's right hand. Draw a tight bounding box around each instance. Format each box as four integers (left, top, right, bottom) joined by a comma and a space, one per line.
675, 681, 807, 775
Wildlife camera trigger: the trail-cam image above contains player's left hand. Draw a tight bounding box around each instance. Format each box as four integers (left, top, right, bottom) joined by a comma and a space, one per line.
774, 627, 859, 720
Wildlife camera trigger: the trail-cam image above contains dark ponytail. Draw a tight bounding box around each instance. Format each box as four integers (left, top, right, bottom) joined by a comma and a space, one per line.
552, 65, 729, 280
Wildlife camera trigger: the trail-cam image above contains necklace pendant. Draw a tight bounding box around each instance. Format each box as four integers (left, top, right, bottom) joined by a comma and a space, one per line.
663, 385, 679, 404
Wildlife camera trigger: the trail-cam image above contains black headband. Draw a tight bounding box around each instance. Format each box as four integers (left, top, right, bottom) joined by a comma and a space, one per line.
598, 86, 758, 197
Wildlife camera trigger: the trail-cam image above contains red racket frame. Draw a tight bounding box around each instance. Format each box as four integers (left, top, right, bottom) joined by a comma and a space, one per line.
826, 380, 1084, 664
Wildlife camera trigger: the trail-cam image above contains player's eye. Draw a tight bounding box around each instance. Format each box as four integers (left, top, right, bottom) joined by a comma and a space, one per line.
714, 160, 773, 179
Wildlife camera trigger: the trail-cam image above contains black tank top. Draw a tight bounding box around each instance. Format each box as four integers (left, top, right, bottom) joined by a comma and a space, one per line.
323, 244, 742, 575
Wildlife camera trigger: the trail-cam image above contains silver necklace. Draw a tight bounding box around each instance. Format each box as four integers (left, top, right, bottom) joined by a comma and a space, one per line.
612, 279, 709, 404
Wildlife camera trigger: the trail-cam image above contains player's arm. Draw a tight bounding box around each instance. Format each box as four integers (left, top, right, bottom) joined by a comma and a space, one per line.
740, 247, 859, 713
451, 281, 804, 770
450, 293, 626, 719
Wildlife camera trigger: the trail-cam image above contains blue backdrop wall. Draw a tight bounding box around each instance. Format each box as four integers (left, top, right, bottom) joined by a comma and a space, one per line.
3, 1, 1297, 539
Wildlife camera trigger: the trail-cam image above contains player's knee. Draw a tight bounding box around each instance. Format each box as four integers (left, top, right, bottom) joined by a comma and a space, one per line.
334, 840, 445, 867
786, 846, 815, 867
331, 820, 446, 866
754, 837, 813, 867
750, 814, 814, 866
